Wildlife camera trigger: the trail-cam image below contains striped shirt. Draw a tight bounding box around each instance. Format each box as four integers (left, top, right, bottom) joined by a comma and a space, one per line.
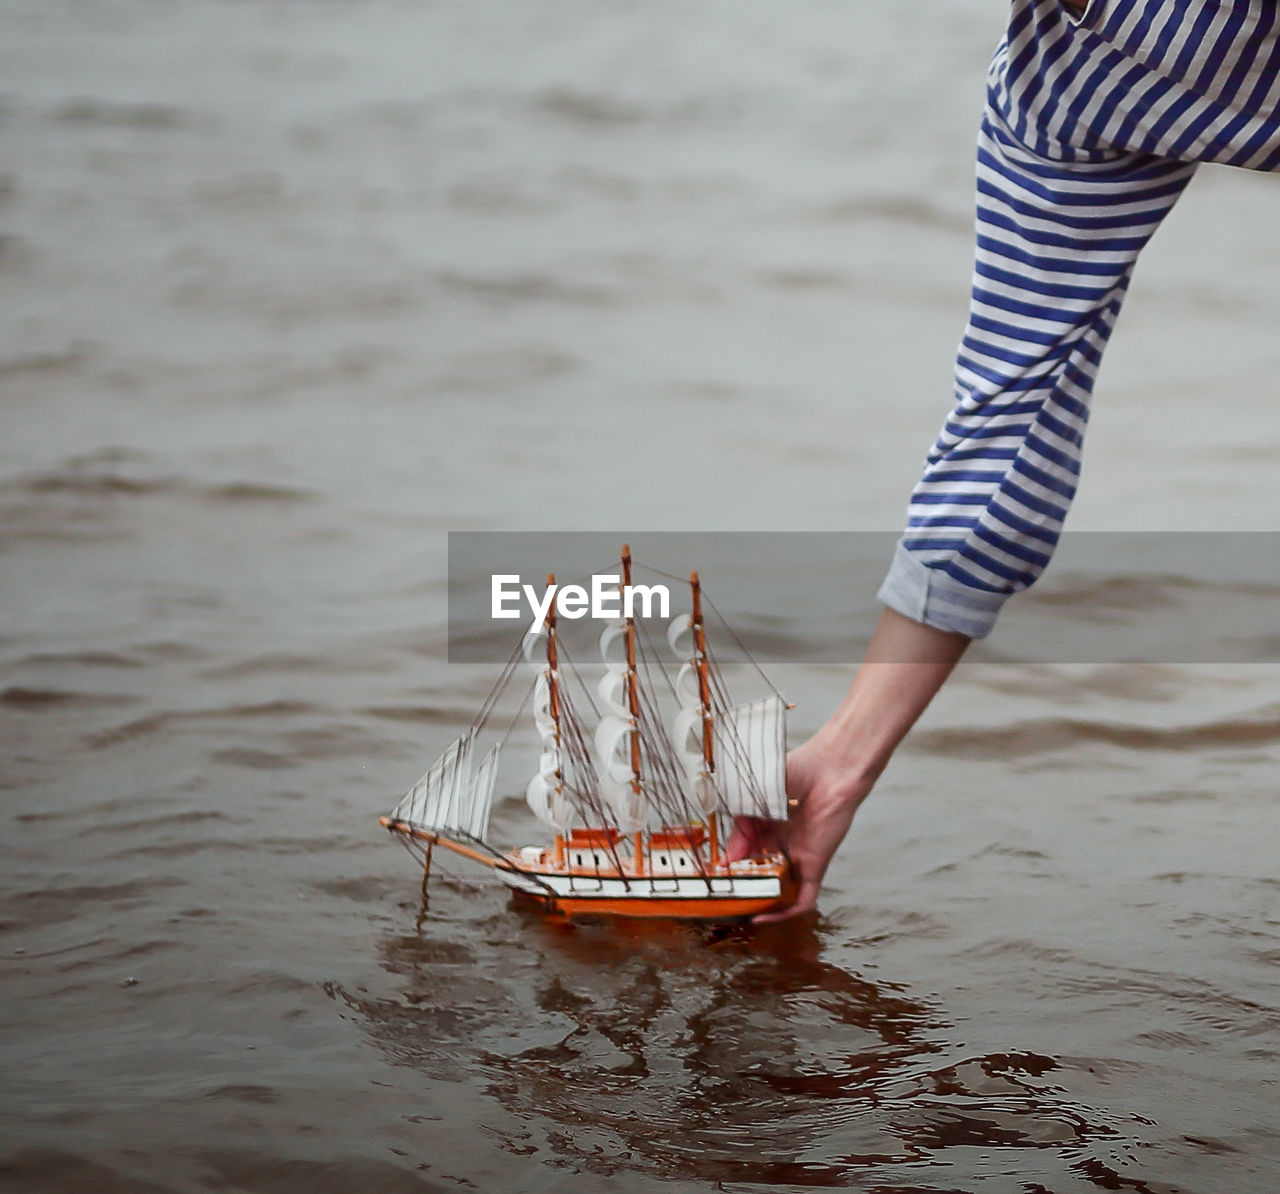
878, 0, 1280, 638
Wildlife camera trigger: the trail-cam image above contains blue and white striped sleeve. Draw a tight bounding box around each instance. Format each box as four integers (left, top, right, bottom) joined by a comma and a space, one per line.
879, 0, 1280, 639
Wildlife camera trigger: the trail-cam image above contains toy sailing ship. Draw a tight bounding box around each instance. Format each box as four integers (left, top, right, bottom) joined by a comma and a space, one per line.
380, 547, 794, 919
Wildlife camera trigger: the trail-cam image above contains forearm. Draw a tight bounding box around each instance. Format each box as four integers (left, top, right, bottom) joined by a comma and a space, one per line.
804, 607, 969, 793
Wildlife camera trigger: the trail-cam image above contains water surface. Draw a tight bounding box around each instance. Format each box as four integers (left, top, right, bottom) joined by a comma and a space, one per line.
3, 2, 1280, 1191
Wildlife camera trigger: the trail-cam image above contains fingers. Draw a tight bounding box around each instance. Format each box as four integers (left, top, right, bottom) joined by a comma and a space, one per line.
725, 816, 766, 862
751, 871, 820, 926
724, 817, 752, 862
727, 815, 812, 923
751, 899, 815, 925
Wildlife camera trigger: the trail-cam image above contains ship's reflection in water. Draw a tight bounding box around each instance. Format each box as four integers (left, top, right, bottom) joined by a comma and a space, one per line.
356, 900, 1158, 1191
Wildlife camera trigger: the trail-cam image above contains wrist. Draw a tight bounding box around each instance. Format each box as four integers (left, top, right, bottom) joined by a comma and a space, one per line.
818, 743, 889, 794
792, 725, 885, 802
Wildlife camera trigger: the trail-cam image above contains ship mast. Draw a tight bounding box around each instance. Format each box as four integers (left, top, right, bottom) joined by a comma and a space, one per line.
690, 570, 719, 868
621, 545, 644, 872
544, 572, 566, 868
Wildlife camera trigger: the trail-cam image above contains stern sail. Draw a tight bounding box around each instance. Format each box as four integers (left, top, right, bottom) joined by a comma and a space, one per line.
710, 695, 788, 821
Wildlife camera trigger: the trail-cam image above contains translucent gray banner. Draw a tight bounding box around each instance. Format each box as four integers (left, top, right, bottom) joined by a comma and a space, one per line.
448, 532, 1280, 664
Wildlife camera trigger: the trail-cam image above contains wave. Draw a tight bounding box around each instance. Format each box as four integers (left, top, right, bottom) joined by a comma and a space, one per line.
910, 708, 1280, 758
51, 97, 208, 131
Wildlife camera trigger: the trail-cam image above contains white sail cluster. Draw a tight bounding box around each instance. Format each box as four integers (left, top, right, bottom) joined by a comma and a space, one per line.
391, 731, 498, 841
397, 604, 787, 848
668, 614, 788, 822
669, 614, 716, 815
594, 622, 645, 831
525, 633, 576, 832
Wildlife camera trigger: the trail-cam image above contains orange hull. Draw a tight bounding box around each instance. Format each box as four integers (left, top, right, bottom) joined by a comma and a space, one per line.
506, 866, 797, 921
381, 819, 795, 921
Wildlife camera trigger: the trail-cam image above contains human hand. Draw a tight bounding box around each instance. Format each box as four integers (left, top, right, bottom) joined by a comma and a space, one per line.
725, 735, 873, 925
728, 608, 969, 924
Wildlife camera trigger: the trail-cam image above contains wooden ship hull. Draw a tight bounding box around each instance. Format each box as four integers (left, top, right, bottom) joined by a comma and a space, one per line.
496, 861, 793, 920
380, 819, 793, 920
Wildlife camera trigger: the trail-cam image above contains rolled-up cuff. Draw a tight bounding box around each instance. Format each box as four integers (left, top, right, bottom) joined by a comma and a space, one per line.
876, 541, 1008, 640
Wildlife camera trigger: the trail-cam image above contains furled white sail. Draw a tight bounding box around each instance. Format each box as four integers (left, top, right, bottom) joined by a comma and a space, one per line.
666, 613, 692, 658
526, 768, 574, 832
522, 628, 546, 666
592, 622, 646, 830
592, 715, 633, 783
526, 628, 577, 829
670, 619, 721, 813
669, 617, 717, 814
391, 732, 501, 842
532, 673, 556, 738
598, 773, 645, 833
594, 714, 644, 830
671, 705, 703, 771
527, 663, 576, 831
674, 660, 700, 706
598, 623, 632, 722
709, 696, 788, 820
669, 705, 715, 814
599, 620, 628, 664
595, 669, 630, 719
665, 609, 786, 820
